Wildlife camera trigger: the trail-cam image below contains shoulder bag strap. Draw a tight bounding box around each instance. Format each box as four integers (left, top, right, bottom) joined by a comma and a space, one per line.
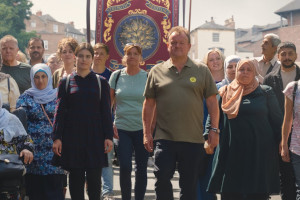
266, 63, 274, 75
292, 81, 298, 119
40, 104, 53, 127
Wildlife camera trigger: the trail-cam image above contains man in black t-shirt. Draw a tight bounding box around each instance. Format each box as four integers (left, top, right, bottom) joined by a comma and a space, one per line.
0, 35, 31, 94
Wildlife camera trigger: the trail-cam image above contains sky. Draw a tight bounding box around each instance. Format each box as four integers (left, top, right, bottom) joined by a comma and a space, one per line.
29, 0, 290, 31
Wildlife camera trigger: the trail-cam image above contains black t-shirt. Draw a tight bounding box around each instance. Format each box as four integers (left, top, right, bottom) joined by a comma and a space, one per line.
1, 62, 31, 94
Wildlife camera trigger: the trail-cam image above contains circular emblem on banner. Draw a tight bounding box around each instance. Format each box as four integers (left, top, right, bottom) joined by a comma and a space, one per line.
114, 14, 160, 61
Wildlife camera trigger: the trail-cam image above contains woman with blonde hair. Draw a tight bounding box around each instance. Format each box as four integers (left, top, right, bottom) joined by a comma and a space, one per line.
203, 48, 225, 83
52, 37, 78, 88
109, 43, 148, 200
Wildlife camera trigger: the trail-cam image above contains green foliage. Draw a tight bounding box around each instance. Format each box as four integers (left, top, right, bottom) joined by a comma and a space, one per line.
0, 0, 37, 52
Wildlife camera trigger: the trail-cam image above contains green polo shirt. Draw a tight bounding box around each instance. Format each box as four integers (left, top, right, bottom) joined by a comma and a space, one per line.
144, 58, 217, 143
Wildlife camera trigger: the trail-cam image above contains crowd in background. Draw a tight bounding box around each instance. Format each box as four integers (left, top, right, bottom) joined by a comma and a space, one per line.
0, 25, 299, 200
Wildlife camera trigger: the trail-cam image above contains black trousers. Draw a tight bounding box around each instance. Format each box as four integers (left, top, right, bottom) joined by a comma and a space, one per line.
69, 168, 102, 200
279, 156, 296, 200
25, 174, 64, 200
154, 140, 205, 200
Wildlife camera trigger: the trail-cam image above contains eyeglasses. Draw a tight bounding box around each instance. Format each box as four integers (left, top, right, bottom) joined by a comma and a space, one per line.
125, 43, 142, 48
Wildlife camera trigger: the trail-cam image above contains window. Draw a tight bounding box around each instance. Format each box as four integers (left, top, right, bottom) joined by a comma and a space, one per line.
31, 21, 36, 28
44, 40, 48, 50
212, 33, 219, 42
53, 24, 58, 33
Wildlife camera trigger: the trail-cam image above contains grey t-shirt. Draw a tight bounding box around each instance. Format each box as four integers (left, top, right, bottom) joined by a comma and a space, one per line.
1, 63, 31, 94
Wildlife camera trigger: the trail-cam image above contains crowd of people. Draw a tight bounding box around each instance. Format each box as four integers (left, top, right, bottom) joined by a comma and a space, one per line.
0, 25, 299, 200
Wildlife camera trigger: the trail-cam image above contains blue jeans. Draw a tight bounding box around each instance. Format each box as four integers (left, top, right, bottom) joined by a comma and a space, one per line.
291, 152, 300, 199
101, 146, 114, 196
154, 140, 205, 200
118, 129, 149, 200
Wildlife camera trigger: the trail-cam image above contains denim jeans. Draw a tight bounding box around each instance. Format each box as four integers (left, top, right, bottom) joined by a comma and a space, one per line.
291, 152, 300, 200
154, 139, 205, 200
118, 129, 149, 200
102, 146, 114, 196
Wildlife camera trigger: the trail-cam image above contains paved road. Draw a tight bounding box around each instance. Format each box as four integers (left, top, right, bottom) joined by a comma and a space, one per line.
65, 164, 281, 200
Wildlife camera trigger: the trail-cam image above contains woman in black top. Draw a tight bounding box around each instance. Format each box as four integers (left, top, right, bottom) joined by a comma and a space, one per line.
52, 42, 114, 200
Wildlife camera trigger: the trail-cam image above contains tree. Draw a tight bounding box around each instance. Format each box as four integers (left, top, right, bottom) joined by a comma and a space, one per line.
0, 0, 37, 52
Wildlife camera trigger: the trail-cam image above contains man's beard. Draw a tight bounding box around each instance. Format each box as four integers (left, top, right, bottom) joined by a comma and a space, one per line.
282, 61, 295, 69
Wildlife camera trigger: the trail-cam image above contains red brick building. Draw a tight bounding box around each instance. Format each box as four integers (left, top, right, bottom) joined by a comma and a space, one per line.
24, 11, 86, 60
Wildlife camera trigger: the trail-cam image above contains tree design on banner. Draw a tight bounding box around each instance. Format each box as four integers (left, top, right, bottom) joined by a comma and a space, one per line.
96, 0, 179, 70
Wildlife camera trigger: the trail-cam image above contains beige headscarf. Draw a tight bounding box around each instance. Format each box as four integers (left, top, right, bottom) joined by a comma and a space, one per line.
219, 59, 259, 119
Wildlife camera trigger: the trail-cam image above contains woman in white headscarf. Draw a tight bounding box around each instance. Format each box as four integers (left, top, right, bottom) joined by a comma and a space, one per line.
17, 63, 64, 200
216, 55, 241, 90
0, 92, 34, 200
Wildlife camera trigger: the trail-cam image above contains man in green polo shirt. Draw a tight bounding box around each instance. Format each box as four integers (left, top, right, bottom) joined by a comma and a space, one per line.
143, 26, 219, 199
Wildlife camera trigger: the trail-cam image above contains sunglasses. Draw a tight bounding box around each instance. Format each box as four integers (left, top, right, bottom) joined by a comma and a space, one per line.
125, 43, 142, 48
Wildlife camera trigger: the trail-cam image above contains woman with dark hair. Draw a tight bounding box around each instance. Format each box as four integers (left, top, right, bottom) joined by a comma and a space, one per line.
109, 43, 149, 200
52, 42, 114, 200
17, 63, 65, 200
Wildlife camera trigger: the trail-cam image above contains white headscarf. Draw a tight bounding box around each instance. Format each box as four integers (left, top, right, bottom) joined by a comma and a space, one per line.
24, 63, 57, 104
224, 55, 241, 83
0, 93, 27, 142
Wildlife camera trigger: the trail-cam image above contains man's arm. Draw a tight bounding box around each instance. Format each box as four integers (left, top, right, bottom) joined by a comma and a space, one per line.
205, 94, 219, 148
142, 97, 156, 152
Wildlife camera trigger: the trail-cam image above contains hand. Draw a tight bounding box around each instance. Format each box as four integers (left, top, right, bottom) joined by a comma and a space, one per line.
113, 124, 119, 139
20, 149, 33, 164
104, 139, 113, 153
281, 143, 290, 162
208, 130, 219, 148
52, 139, 62, 156
144, 134, 153, 152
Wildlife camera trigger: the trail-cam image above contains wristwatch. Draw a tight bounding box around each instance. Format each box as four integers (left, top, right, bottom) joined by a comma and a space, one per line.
210, 127, 220, 134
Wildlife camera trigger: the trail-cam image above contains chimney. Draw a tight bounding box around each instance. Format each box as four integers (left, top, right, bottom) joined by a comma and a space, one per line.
224, 16, 235, 29
69, 21, 74, 27
36, 11, 42, 17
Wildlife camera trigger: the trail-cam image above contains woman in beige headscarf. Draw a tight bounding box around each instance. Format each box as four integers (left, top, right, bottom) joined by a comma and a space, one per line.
207, 59, 282, 200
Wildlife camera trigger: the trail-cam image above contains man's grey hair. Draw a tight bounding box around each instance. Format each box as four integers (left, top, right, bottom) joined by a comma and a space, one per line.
264, 33, 281, 47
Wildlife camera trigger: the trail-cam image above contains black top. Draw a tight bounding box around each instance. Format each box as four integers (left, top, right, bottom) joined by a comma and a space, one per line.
52, 71, 113, 169
208, 85, 282, 195
1, 63, 31, 94
263, 64, 300, 113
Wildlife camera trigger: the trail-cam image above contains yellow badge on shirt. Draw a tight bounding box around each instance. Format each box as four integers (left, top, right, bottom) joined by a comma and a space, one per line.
190, 77, 196, 83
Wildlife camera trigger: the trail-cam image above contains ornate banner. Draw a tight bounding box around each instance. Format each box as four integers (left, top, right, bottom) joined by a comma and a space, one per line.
96, 0, 179, 71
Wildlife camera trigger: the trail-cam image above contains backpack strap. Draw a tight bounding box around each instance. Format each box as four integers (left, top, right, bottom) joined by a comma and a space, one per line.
65, 74, 71, 94
96, 74, 101, 100
65, 74, 101, 100
114, 70, 122, 94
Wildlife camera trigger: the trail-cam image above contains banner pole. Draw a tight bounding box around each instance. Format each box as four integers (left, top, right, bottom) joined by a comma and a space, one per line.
183, 0, 186, 28
86, 0, 91, 43
188, 0, 192, 32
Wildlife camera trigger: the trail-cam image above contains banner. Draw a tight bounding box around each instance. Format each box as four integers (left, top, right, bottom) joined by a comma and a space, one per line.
96, 0, 179, 70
